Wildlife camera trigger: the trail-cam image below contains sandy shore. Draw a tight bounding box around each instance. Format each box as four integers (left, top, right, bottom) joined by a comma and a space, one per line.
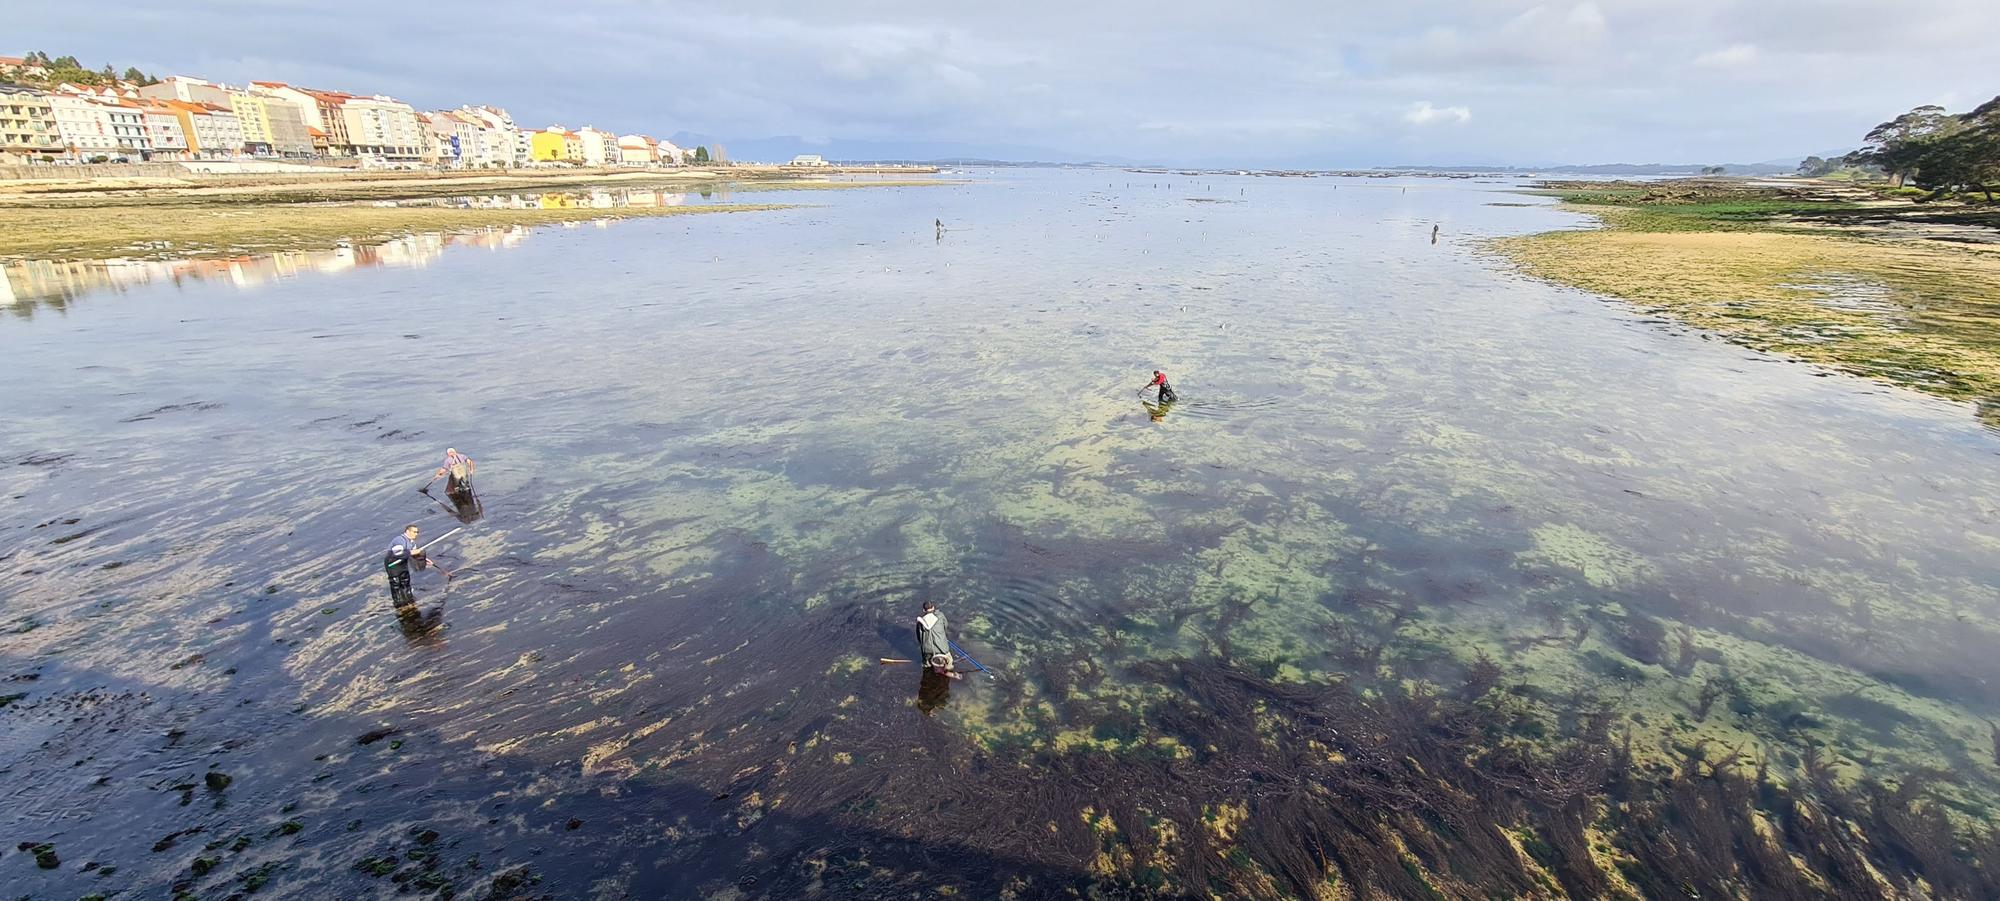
0, 166, 949, 261
1495, 181, 2000, 427
0, 164, 939, 201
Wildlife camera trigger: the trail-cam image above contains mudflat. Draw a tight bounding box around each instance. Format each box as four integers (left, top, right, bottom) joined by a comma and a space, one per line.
1496, 180, 2000, 427
0, 165, 948, 261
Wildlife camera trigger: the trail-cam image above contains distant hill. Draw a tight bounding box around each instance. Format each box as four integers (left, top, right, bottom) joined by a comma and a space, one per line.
666, 133, 1145, 166
1383, 161, 1802, 176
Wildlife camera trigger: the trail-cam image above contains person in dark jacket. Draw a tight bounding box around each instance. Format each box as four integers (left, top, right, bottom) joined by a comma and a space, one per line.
916, 601, 960, 680
1142, 370, 1177, 404
383, 524, 426, 605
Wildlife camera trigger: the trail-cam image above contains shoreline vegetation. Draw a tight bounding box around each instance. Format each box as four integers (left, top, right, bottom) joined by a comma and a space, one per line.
1494, 178, 2000, 428
0, 165, 950, 261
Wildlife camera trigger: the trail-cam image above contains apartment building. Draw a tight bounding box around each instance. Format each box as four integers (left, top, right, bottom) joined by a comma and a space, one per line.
137, 100, 190, 159
250, 82, 353, 155
0, 83, 61, 163
340, 95, 421, 160
228, 90, 311, 157
162, 100, 245, 159
577, 127, 619, 166
48, 91, 118, 156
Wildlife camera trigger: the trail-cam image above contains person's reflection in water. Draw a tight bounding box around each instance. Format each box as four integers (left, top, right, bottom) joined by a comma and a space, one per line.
394, 598, 445, 639
917, 666, 952, 716
445, 485, 484, 524
1142, 398, 1176, 422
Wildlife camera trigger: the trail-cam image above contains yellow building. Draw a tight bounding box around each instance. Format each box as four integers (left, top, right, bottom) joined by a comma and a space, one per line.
530, 128, 568, 163
0, 84, 61, 163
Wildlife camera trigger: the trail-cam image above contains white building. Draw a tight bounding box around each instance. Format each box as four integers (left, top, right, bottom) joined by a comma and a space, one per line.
617, 134, 657, 166
138, 102, 189, 159
340, 95, 422, 161
787, 154, 830, 167
515, 127, 536, 167
139, 75, 230, 107
103, 103, 151, 155
47, 92, 118, 156
186, 103, 245, 159
459, 106, 521, 168
655, 138, 684, 166
577, 127, 619, 166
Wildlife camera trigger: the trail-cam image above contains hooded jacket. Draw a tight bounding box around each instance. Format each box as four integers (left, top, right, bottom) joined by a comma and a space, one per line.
917, 610, 950, 660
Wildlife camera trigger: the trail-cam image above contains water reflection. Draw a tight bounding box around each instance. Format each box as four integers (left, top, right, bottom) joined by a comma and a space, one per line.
370, 187, 724, 210
917, 667, 953, 715
0, 227, 528, 314
5, 170, 2000, 898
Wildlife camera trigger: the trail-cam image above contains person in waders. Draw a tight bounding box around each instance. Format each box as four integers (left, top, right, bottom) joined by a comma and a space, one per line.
917, 601, 960, 680
436, 448, 476, 495
383, 524, 427, 606
1143, 370, 1178, 404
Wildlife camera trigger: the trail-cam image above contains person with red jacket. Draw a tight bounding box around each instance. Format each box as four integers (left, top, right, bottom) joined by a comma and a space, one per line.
1142, 370, 1178, 404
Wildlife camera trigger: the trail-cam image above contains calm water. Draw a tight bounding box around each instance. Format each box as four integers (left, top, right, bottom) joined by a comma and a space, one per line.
3, 170, 1998, 897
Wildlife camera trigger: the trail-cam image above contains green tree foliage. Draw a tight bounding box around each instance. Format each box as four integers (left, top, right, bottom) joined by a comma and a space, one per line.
8, 51, 159, 88
1845, 97, 2000, 199
693, 145, 710, 164
1847, 105, 1959, 186
1796, 156, 1836, 177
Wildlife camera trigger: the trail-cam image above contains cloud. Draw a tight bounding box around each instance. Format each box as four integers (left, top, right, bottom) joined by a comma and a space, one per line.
1404, 101, 1472, 126
9, 0, 2000, 166
1693, 43, 1760, 69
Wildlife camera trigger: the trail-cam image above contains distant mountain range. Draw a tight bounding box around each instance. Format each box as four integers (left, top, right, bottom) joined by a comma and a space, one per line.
665, 133, 1146, 167
667, 132, 1852, 176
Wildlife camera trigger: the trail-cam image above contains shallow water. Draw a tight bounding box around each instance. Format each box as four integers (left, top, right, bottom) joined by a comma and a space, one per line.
3, 170, 1999, 896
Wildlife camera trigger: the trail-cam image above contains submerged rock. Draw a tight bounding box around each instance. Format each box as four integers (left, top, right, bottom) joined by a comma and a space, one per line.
17, 841, 59, 868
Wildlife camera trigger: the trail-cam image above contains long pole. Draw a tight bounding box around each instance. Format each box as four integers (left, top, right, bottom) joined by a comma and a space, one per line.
417, 527, 462, 553
382, 527, 463, 571
948, 640, 991, 676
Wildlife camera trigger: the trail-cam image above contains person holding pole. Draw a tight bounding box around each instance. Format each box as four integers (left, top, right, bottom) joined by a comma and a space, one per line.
916, 601, 961, 680
1142, 370, 1177, 404
383, 524, 428, 605
435, 448, 476, 495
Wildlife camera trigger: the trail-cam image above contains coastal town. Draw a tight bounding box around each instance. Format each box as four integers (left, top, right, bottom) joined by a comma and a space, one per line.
0, 51, 746, 169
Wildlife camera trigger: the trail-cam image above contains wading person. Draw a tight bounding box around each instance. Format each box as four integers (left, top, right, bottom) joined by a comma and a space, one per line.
1142, 370, 1178, 404
917, 601, 960, 680
435, 448, 476, 495
383, 524, 427, 605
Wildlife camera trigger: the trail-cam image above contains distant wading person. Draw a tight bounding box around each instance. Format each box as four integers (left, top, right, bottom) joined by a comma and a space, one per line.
917, 601, 960, 680
1143, 370, 1178, 404
436, 448, 476, 495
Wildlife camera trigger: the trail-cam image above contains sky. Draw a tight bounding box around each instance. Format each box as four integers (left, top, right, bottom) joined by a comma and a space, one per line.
14, 0, 1999, 166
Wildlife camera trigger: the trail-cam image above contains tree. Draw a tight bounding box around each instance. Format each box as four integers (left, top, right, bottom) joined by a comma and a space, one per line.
122, 67, 146, 84
1963, 95, 2000, 201
1849, 105, 1960, 187
693, 145, 710, 164
1796, 156, 1836, 177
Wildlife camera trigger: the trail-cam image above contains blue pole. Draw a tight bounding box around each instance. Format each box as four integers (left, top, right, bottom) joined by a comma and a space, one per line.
948, 639, 991, 675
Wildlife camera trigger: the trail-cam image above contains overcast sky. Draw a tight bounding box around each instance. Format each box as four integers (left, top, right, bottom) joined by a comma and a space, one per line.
15, 0, 1998, 165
